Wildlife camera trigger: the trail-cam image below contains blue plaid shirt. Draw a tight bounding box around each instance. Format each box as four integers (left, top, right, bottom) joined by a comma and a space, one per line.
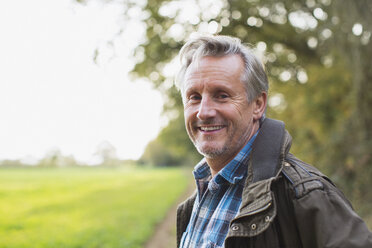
179, 132, 258, 248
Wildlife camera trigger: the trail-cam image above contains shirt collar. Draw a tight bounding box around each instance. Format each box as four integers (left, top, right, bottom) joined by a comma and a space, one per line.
193, 158, 210, 181
219, 131, 258, 184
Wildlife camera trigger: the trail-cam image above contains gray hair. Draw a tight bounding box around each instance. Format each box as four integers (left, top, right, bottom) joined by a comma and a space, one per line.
176, 35, 269, 102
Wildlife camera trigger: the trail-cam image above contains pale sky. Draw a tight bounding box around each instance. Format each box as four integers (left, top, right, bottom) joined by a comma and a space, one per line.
0, 0, 165, 164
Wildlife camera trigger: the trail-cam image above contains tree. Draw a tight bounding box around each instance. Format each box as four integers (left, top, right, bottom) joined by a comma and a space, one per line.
139, 115, 202, 166
94, 141, 121, 166
38, 148, 80, 167
79, 0, 372, 213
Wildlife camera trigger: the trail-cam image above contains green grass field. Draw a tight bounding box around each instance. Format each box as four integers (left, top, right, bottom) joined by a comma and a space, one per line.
0, 166, 189, 248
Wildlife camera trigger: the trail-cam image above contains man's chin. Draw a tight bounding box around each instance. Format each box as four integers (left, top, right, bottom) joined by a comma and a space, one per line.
197, 146, 227, 159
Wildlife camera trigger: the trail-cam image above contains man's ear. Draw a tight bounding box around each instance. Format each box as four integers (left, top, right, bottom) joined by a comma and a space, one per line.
252, 92, 267, 121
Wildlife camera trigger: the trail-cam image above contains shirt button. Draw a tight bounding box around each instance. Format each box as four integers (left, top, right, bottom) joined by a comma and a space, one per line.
265, 216, 270, 222
251, 223, 257, 230
231, 225, 239, 231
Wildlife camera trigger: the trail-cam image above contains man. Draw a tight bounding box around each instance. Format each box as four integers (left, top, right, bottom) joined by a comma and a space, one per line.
175, 35, 372, 248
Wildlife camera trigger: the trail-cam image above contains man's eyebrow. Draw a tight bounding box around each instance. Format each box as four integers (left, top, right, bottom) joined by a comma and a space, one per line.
184, 85, 198, 95
185, 90, 197, 98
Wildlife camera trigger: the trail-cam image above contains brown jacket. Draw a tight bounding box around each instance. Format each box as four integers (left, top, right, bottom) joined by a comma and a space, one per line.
177, 118, 372, 248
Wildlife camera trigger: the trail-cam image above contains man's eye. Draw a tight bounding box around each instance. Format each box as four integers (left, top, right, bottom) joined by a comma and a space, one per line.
217, 93, 229, 99
189, 94, 201, 101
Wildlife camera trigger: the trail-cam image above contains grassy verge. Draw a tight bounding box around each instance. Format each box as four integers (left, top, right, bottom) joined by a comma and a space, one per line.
0, 166, 189, 248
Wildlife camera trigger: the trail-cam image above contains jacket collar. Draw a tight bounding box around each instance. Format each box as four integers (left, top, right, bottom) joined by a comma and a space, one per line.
250, 118, 289, 183
238, 118, 292, 215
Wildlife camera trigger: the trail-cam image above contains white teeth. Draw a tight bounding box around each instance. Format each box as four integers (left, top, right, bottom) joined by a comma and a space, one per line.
200, 126, 223, 131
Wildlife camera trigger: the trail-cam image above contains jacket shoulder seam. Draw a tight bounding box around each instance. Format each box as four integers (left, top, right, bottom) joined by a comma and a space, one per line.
281, 158, 324, 198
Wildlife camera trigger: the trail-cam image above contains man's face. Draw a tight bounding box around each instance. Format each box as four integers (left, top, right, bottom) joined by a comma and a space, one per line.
183, 55, 262, 166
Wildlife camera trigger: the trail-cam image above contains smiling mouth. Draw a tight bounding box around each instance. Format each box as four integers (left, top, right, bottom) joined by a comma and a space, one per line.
199, 125, 225, 132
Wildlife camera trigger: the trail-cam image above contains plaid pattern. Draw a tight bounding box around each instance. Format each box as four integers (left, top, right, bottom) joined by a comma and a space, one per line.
179, 132, 258, 248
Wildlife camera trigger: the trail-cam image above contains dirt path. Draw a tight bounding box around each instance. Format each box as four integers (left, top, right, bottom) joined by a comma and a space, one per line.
144, 181, 195, 248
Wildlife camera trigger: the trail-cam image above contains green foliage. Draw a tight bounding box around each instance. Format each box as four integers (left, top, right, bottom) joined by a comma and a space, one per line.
38, 149, 80, 167
140, 139, 179, 166
0, 167, 189, 248
0, 159, 25, 167
268, 53, 353, 168
127, 0, 372, 209
140, 115, 202, 166
79, 0, 372, 220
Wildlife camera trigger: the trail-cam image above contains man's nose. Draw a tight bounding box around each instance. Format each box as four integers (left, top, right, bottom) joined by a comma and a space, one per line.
196, 97, 216, 120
